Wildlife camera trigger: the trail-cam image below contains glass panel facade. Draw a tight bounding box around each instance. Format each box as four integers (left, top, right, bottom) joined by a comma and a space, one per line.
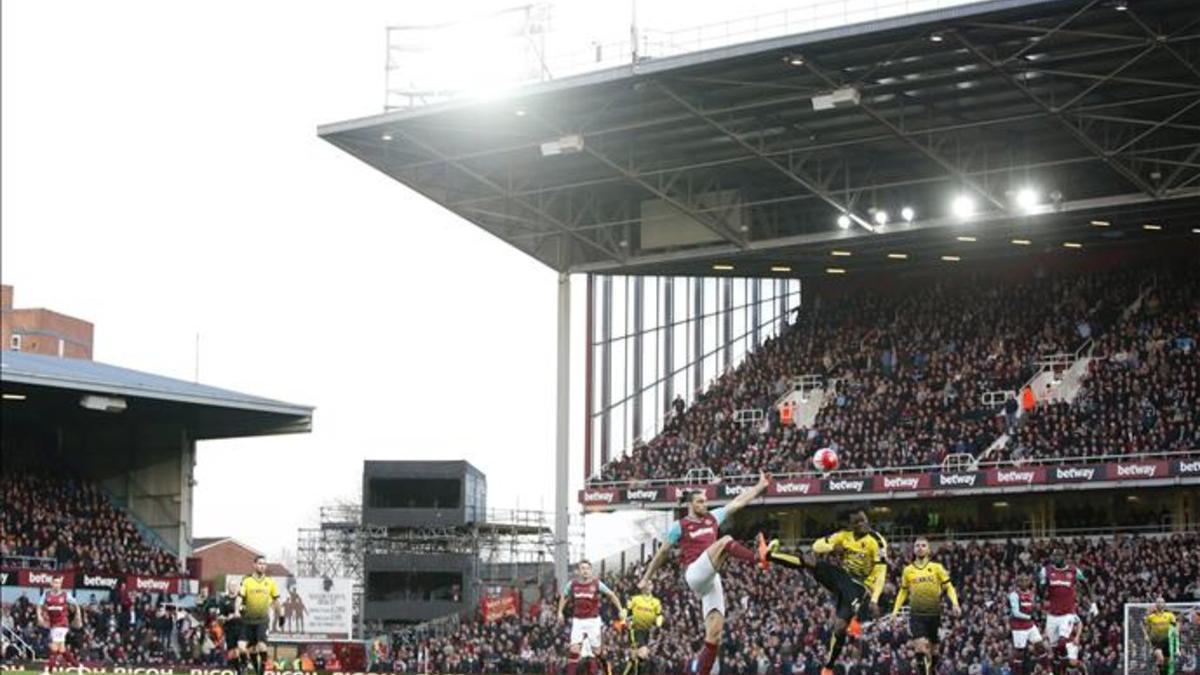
587, 275, 800, 478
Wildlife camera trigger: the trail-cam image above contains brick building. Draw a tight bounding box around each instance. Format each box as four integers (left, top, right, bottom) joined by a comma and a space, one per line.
192, 537, 292, 590
1, 284, 94, 359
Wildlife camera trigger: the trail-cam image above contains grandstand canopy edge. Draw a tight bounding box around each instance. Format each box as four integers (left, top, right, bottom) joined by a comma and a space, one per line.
1, 351, 313, 556
319, 0, 1200, 277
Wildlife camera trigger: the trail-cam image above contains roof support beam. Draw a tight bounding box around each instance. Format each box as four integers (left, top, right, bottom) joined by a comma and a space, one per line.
801, 58, 1008, 212
652, 80, 877, 233
393, 129, 626, 265
954, 31, 1160, 199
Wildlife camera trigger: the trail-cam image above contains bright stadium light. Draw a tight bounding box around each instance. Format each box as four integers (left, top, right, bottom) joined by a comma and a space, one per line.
837, 214, 852, 229
1015, 188, 1039, 212
873, 210, 889, 226
951, 195, 976, 219
901, 206, 915, 223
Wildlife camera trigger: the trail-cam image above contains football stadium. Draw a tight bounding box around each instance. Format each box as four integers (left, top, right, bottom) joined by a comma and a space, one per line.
4, 0, 1200, 674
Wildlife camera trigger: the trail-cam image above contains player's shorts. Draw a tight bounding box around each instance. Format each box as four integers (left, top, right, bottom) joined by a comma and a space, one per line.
223, 619, 242, 649
1045, 614, 1079, 659
629, 628, 652, 650
570, 617, 603, 651
1011, 626, 1043, 649
1150, 636, 1173, 657
812, 561, 869, 622
240, 621, 269, 646
49, 627, 69, 645
684, 554, 726, 618
909, 614, 941, 643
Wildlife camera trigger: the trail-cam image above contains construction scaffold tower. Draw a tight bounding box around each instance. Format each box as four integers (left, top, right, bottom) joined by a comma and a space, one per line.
296, 502, 583, 636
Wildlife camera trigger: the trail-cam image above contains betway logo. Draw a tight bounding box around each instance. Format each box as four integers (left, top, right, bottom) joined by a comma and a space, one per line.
0, 572, 9, 585
28, 572, 65, 585
722, 485, 750, 496
582, 491, 614, 503
996, 470, 1036, 484
773, 481, 812, 495
1180, 460, 1200, 475
881, 476, 920, 490
626, 489, 659, 502
1055, 467, 1095, 481
826, 479, 865, 492
134, 577, 170, 592
1116, 463, 1161, 478
937, 473, 978, 487
83, 575, 119, 589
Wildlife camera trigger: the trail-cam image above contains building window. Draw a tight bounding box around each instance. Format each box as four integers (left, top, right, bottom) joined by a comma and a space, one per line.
58, 339, 65, 357
9, 334, 20, 351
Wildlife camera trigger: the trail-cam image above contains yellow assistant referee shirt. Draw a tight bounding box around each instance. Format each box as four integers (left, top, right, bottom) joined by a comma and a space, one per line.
239, 575, 280, 624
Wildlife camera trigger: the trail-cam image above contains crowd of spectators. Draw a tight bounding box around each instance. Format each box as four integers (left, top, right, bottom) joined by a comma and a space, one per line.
1003, 265, 1200, 463
379, 532, 1199, 674
595, 266, 1161, 484
0, 472, 183, 577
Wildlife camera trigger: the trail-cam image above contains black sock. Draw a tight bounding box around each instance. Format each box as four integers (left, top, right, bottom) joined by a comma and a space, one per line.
826, 631, 847, 668
915, 652, 927, 675
928, 652, 937, 675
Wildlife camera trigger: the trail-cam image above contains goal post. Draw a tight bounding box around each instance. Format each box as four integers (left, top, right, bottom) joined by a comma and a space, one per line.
1125, 602, 1200, 674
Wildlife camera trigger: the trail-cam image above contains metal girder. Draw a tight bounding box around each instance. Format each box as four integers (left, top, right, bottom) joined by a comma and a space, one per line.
995, 0, 1105, 65
526, 114, 750, 248
653, 80, 877, 233
801, 58, 1008, 212
1162, 145, 1200, 194
954, 31, 1160, 198
1111, 97, 1200, 154
393, 129, 626, 264
1077, 112, 1200, 133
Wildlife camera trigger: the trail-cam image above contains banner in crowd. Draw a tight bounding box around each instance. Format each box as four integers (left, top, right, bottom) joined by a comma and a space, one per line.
579, 456, 1200, 509
226, 575, 353, 640
480, 588, 521, 623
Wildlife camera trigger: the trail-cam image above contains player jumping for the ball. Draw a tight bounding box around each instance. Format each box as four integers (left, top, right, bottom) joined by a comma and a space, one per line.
758, 509, 888, 675
891, 537, 960, 675
1039, 546, 1098, 674
638, 472, 770, 675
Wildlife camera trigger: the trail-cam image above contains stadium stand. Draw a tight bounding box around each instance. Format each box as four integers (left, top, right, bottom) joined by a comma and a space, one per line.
593, 263, 1196, 484
0, 472, 183, 577
373, 532, 1198, 674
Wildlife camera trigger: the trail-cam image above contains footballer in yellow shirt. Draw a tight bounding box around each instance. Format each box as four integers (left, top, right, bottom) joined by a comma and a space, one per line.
892, 538, 960, 675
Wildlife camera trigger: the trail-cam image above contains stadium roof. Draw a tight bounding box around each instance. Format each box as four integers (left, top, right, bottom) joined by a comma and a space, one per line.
0, 351, 313, 439
320, 0, 1200, 277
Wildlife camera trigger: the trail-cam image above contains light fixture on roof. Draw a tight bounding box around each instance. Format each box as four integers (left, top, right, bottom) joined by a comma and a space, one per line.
901, 207, 915, 223
1015, 188, 1039, 212
1090, 220, 1111, 227
956, 236, 977, 242
80, 394, 126, 413
1142, 224, 1162, 231
837, 214, 852, 229
887, 253, 908, 260
873, 210, 889, 226
929, 32, 945, 43
941, 255, 961, 262
784, 54, 805, 67
515, 108, 527, 117
826, 267, 847, 274
2, 393, 26, 401
830, 250, 852, 257
1193, 227, 1200, 234
951, 194, 976, 219
771, 265, 792, 273
541, 134, 584, 157
1011, 239, 1032, 246
812, 87, 861, 111
381, 133, 394, 141
712, 263, 734, 271
1063, 242, 1083, 249
1112, 0, 1128, 10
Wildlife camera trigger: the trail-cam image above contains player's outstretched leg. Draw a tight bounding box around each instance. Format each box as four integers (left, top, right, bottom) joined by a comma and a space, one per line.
756, 535, 817, 571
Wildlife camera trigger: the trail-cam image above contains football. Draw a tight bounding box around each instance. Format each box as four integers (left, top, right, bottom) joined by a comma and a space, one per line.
813, 447, 840, 472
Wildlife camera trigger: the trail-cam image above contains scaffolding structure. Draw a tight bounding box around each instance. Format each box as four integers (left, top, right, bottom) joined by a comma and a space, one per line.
296, 502, 583, 635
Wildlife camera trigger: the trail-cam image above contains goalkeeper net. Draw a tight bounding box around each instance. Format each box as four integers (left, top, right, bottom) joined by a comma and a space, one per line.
1125, 602, 1200, 674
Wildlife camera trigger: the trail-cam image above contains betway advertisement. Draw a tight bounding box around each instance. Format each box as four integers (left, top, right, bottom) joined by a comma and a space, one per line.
227, 575, 353, 641
579, 456, 1198, 508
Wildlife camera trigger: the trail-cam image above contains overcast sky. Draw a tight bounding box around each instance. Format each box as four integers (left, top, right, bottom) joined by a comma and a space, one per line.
2, 0, 974, 565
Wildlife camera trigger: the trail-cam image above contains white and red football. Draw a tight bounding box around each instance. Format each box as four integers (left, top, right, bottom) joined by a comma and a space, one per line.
812, 447, 840, 472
